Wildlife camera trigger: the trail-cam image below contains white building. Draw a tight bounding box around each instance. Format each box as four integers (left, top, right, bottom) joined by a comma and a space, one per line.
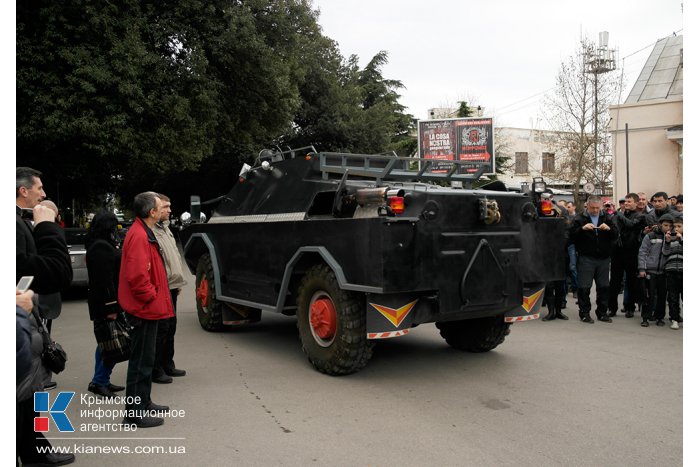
495, 127, 582, 192
608, 35, 683, 200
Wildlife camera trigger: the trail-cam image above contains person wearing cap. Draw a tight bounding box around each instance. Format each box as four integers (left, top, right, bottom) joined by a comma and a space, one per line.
669, 195, 678, 209
638, 213, 674, 327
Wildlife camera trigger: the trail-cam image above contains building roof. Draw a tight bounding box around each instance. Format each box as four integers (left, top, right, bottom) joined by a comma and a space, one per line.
625, 35, 682, 104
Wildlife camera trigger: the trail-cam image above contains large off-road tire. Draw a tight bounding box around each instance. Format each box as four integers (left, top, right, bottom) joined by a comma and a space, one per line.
296, 265, 374, 375
435, 316, 511, 352
195, 254, 225, 331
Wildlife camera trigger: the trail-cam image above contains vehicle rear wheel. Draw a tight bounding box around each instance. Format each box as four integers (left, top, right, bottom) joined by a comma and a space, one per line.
296, 264, 374, 375
436, 316, 511, 352
195, 254, 225, 331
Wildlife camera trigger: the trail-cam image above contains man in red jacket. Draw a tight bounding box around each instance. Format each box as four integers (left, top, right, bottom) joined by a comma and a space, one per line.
119, 192, 174, 428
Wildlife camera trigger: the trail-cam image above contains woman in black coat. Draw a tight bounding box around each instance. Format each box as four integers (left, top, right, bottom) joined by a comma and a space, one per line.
86, 211, 125, 398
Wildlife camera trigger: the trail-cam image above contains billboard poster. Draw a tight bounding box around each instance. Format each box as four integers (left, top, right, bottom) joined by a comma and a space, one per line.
417, 119, 456, 173
418, 117, 495, 175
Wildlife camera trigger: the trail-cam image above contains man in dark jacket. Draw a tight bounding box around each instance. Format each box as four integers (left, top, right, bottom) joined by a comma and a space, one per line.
608, 193, 646, 318
16, 167, 72, 293
119, 192, 175, 428
643, 192, 674, 236
17, 168, 71, 392
569, 195, 619, 323
15, 167, 75, 466
541, 200, 569, 321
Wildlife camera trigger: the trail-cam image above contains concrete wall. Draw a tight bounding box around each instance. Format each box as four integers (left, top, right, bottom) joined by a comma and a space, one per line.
609, 98, 683, 200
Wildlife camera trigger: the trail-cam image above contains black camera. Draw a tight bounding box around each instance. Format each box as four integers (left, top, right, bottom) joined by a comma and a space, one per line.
670, 228, 677, 238
20, 208, 34, 220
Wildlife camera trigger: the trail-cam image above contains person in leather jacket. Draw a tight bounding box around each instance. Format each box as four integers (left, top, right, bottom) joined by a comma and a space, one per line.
569, 195, 619, 323
608, 193, 646, 317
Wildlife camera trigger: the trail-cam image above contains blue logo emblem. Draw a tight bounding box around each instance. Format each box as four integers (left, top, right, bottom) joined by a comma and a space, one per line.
34, 391, 75, 432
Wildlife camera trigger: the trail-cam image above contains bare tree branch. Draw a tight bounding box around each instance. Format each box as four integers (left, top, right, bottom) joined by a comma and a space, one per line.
540, 37, 621, 207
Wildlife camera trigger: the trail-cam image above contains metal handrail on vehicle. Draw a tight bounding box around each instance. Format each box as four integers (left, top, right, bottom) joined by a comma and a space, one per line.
317, 152, 488, 184
256, 145, 318, 165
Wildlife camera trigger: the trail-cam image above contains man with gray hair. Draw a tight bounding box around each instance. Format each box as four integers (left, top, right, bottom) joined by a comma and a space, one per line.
16, 167, 72, 293
118, 192, 174, 428
16, 167, 75, 466
569, 195, 619, 323
151, 193, 187, 384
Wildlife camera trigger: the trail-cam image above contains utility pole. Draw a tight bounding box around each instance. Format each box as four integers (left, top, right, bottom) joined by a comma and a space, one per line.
584, 31, 616, 194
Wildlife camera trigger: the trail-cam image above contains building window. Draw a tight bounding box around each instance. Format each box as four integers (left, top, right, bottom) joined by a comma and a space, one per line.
542, 152, 555, 173
515, 152, 528, 174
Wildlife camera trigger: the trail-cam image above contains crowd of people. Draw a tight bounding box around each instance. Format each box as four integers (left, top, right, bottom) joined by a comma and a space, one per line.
16, 167, 187, 466
544, 191, 683, 328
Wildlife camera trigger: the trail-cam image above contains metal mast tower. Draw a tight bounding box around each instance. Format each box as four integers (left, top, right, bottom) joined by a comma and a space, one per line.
584, 31, 617, 193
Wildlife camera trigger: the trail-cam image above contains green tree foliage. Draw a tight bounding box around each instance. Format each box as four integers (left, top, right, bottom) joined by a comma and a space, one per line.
456, 101, 473, 118
17, 0, 415, 210
18, 1, 220, 205
281, 50, 415, 157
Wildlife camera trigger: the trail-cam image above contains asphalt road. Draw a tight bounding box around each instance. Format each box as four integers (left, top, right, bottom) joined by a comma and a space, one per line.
40, 280, 681, 467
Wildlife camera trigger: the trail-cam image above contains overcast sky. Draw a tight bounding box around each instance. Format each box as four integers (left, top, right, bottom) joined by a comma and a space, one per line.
311, 0, 683, 128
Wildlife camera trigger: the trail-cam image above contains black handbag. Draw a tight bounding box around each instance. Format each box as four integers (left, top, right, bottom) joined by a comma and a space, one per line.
37, 292, 62, 320
94, 313, 131, 367
32, 309, 67, 374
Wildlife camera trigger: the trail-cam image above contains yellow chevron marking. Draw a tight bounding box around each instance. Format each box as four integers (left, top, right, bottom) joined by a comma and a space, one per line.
522, 288, 545, 313
370, 300, 419, 328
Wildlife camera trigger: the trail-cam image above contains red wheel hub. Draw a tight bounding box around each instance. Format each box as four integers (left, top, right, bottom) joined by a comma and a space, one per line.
310, 297, 337, 340
197, 277, 209, 308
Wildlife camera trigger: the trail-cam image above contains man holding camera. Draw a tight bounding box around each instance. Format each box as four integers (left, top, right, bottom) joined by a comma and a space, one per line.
608, 193, 646, 318
569, 195, 619, 324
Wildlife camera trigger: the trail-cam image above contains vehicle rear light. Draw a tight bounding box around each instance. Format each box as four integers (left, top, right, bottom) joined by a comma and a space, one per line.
389, 196, 405, 215
540, 198, 553, 216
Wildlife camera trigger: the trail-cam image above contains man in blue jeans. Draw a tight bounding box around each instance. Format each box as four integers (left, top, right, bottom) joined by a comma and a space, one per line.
569, 196, 619, 323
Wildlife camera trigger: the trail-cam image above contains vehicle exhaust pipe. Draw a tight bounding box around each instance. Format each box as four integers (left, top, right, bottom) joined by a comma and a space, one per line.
355, 187, 388, 206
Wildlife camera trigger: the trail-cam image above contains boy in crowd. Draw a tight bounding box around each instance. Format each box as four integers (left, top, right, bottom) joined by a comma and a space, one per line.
638, 213, 674, 327
663, 216, 683, 329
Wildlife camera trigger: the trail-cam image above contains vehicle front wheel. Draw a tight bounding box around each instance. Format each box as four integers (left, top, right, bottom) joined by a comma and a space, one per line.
296, 265, 374, 375
195, 254, 226, 331
436, 315, 511, 352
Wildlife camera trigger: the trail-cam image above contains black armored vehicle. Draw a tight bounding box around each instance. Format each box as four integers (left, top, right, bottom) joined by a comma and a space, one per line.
180, 147, 566, 375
